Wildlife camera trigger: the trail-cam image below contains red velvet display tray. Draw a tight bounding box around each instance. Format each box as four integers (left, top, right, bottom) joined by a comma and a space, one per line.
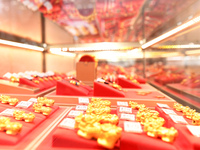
117, 77, 142, 89
35, 106, 181, 150
0, 106, 66, 150
155, 106, 200, 150
0, 102, 59, 146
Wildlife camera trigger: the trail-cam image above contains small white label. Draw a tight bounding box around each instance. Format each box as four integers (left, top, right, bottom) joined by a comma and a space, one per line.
68, 110, 84, 117
28, 98, 38, 103
157, 103, 170, 108
75, 105, 88, 111
120, 113, 135, 121
117, 101, 128, 107
24, 75, 33, 80
0, 109, 15, 116
169, 114, 188, 124
15, 101, 33, 108
124, 121, 143, 133
78, 97, 89, 104
119, 107, 132, 113
96, 78, 105, 82
58, 118, 75, 129
162, 108, 177, 115
187, 125, 200, 137
43, 1, 53, 10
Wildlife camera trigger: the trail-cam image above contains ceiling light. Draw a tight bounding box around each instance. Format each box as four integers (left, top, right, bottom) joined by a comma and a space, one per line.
141, 15, 200, 49
0, 39, 44, 51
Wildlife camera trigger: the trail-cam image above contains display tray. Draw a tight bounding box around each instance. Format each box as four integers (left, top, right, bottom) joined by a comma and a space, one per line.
0, 86, 56, 101
31, 107, 105, 150
0, 106, 69, 150
45, 87, 175, 108
166, 83, 200, 102
155, 105, 200, 150
33, 104, 189, 150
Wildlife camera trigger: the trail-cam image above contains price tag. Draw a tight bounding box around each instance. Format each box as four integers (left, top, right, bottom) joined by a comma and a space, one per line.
15, 101, 33, 108
0, 109, 15, 116
117, 101, 128, 107
120, 113, 135, 121
24, 75, 33, 80
96, 78, 105, 82
124, 121, 143, 133
162, 108, 177, 115
75, 105, 88, 111
58, 118, 75, 129
119, 107, 132, 113
28, 98, 38, 103
118, 75, 126, 78
68, 110, 84, 117
187, 125, 200, 137
157, 103, 170, 108
169, 114, 188, 124
78, 97, 89, 104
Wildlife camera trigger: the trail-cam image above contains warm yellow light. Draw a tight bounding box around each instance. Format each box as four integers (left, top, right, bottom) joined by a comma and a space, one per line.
68, 42, 133, 51
142, 15, 200, 49
158, 45, 200, 49
0, 39, 44, 51
50, 48, 76, 57
186, 49, 200, 55
161, 52, 180, 57
127, 48, 142, 53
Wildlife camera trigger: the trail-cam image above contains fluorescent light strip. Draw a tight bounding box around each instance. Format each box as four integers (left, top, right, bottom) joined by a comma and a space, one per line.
68, 47, 120, 51
0, 39, 44, 51
158, 45, 200, 49
142, 15, 200, 49
50, 48, 76, 57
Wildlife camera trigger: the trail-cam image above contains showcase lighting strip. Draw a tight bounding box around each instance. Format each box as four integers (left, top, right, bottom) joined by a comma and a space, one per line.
0, 39, 44, 51
158, 45, 200, 49
141, 15, 200, 49
50, 48, 76, 57
68, 47, 121, 51
68, 47, 133, 51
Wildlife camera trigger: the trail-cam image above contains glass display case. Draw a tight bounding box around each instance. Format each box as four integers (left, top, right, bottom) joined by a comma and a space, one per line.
0, 0, 200, 150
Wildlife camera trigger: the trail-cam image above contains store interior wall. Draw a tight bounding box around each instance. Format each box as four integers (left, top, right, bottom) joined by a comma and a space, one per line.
0, 45, 43, 76
46, 53, 75, 74
0, 0, 76, 76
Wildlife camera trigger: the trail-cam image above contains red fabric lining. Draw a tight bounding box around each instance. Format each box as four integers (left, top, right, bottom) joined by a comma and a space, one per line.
93, 81, 125, 97
56, 80, 90, 96
117, 78, 142, 89
155, 105, 200, 150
